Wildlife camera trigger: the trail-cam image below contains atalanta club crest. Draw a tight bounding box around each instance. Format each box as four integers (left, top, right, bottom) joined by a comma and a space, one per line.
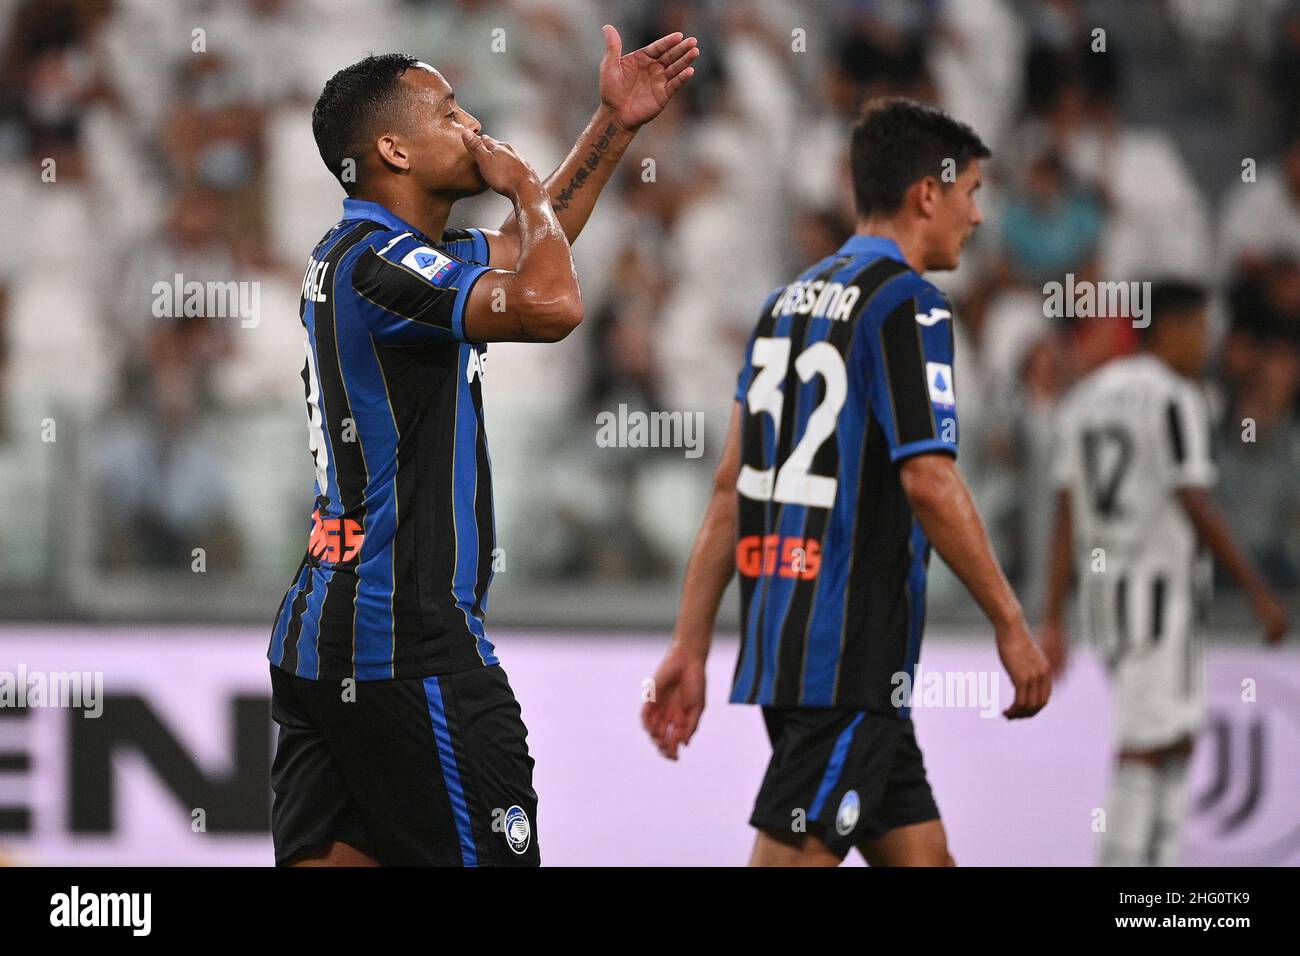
505, 804, 531, 855
835, 790, 861, 836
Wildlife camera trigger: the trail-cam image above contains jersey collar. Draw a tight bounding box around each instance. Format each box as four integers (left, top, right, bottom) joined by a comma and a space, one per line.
840, 234, 907, 263
342, 197, 415, 234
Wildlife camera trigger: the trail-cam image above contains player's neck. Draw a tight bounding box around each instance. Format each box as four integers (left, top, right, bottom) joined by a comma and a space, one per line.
853, 218, 926, 274
360, 186, 455, 241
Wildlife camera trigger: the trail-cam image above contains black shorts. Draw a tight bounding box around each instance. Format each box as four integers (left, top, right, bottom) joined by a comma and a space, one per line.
750, 706, 940, 858
270, 661, 539, 866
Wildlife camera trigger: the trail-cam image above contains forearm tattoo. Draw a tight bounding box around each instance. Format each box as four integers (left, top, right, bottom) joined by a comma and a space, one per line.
553, 122, 620, 212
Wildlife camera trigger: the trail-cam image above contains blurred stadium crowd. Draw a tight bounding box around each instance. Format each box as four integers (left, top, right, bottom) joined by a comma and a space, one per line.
1, 0, 1299, 623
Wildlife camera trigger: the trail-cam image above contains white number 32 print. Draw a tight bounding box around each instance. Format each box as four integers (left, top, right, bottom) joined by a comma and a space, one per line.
737, 336, 846, 508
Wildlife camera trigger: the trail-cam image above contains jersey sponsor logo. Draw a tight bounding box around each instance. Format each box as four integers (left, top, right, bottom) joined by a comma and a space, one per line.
401, 246, 456, 283
308, 509, 365, 564
926, 361, 955, 407
835, 789, 861, 835
735, 534, 822, 580
505, 804, 531, 855
915, 307, 951, 326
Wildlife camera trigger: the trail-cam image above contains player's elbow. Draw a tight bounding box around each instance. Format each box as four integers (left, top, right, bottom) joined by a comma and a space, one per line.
519, 289, 583, 342
898, 453, 957, 514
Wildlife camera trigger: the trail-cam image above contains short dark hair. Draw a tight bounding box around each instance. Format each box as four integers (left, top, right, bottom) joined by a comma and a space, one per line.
849, 98, 991, 218
313, 53, 420, 195
1142, 279, 1207, 343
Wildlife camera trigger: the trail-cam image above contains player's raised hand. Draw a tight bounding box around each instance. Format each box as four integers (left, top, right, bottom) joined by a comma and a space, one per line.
599, 24, 700, 130
642, 644, 706, 760
997, 620, 1052, 719
460, 129, 542, 200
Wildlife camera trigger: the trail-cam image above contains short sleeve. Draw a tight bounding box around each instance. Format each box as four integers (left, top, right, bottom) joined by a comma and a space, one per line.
439, 228, 491, 267
866, 284, 959, 462
1164, 383, 1216, 489
350, 232, 492, 345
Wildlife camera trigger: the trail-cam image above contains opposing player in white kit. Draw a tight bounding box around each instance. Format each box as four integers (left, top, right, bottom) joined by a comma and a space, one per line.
1040, 280, 1288, 866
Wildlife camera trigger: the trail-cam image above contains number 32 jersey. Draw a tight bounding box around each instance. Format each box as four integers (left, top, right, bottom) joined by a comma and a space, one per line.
731, 234, 959, 712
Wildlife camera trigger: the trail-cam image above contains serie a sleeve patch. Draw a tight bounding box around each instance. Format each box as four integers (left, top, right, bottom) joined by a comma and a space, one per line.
400, 246, 456, 284
926, 362, 955, 407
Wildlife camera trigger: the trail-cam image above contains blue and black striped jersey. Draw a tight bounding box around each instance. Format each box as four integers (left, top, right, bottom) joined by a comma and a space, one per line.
731, 235, 958, 713
270, 198, 499, 681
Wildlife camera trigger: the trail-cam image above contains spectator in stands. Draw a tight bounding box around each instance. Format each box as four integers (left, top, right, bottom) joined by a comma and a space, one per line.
1219, 131, 1300, 279
94, 316, 244, 570
1216, 338, 1300, 587
999, 149, 1103, 286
